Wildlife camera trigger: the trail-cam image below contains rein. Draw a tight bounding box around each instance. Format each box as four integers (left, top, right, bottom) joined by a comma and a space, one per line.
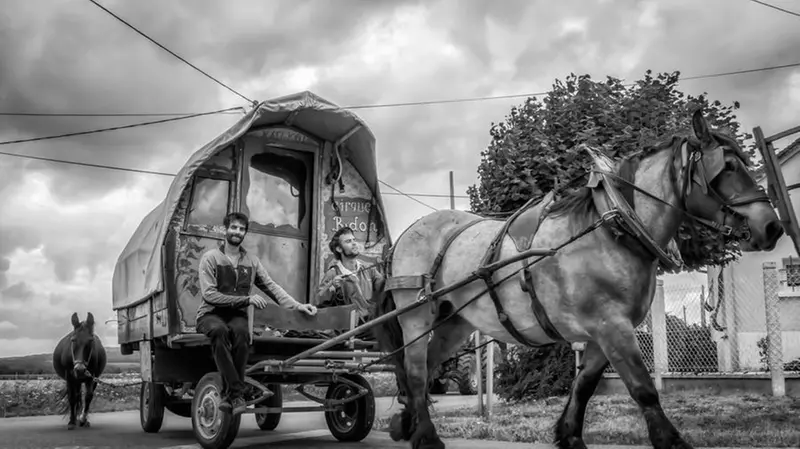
589, 138, 770, 264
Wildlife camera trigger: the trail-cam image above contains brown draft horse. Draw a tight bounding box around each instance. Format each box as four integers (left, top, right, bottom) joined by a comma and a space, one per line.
52, 312, 107, 429
373, 110, 784, 449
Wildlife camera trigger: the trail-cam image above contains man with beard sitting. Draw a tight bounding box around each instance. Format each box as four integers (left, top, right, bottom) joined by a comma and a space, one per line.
316, 227, 384, 339
196, 212, 317, 415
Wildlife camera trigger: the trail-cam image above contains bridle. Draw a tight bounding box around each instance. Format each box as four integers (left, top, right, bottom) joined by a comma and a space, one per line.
71, 330, 95, 376
597, 136, 771, 240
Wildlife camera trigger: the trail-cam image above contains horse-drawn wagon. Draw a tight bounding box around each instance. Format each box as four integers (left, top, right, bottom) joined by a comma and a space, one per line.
113, 88, 800, 449
112, 91, 396, 449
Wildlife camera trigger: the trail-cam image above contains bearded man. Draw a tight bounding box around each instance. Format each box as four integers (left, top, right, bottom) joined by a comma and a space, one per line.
196, 212, 317, 414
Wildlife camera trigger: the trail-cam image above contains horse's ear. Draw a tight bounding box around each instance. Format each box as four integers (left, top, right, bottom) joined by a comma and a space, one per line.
71, 313, 80, 328
86, 312, 95, 329
692, 109, 713, 146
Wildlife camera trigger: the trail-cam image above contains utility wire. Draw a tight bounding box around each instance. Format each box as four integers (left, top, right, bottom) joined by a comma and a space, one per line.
343, 61, 800, 110
379, 180, 438, 211
0, 111, 244, 118
0, 150, 456, 203
748, 0, 800, 18
4, 59, 799, 117
0, 107, 243, 146
87, 0, 254, 105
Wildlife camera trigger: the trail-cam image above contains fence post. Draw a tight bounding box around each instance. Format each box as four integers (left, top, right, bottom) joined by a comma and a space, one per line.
652, 278, 668, 391
485, 339, 494, 420
474, 331, 484, 415
762, 261, 785, 397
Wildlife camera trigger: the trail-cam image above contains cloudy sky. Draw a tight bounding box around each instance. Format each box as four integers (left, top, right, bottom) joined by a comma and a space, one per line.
1, 0, 799, 358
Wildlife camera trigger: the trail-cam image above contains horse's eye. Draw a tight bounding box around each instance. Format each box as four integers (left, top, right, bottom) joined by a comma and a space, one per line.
725, 160, 738, 171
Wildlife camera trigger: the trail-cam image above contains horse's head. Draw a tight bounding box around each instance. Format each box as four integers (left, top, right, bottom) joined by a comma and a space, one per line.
69, 312, 96, 379
681, 109, 783, 251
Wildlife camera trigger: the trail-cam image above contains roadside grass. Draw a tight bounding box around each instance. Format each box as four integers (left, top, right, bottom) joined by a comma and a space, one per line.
0, 373, 398, 418
374, 392, 800, 447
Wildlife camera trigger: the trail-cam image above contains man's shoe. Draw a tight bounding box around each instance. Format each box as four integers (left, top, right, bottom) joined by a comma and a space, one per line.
231, 397, 247, 415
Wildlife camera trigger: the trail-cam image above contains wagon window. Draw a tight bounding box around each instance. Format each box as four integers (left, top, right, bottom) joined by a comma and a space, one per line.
186, 177, 230, 227
245, 150, 310, 233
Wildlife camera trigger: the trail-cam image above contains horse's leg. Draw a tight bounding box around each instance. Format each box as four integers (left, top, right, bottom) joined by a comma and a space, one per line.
397, 298, 445, 449
66, 377, 78, 430
426, 314, 475, 380
79, 379, 97, 427
596, 321, 692, 449
554, 341, 609, 449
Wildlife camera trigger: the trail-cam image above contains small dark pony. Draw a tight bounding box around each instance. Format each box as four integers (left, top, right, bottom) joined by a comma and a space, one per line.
52, 312, 107, 429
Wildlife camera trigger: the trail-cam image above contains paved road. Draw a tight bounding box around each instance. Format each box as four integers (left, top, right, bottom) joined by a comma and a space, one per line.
0, 395, 508, 449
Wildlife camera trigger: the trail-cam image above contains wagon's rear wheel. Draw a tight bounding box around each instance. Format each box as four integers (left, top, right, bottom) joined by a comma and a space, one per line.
324, 374, 375, 442
140, 381, 165, 433
191, 372, 241, 449
254, 383, 282, 431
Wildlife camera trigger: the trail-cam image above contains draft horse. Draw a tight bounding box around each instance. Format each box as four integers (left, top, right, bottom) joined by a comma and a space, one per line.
53, 312, 107, 429
373, 109, 784, 449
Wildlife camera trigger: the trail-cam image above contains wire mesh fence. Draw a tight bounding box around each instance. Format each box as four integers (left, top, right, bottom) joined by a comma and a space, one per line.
601, 259, 800, 378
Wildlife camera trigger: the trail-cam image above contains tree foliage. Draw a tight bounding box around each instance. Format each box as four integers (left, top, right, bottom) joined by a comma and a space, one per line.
467, 70, 757, 272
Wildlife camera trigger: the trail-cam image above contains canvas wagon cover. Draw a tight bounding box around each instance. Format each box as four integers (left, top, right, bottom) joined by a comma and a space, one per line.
112, 91, 388, 310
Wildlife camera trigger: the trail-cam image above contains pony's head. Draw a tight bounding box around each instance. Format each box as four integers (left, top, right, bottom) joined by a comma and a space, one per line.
682, 109, 783, 251
69, 312, 96, 379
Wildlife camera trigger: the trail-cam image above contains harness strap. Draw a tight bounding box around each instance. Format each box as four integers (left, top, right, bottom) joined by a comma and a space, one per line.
477, 206, 564, 347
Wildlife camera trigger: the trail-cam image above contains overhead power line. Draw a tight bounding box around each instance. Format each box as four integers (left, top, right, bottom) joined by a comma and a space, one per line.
344, 60, 800, 109
87, 0, 254, 105
748, 0, 800, 18
0, 111, 244, 118
0, 107, 243, 146
3, 59, 799, 118
0, 150, 453, 205
379, 180, 438, 211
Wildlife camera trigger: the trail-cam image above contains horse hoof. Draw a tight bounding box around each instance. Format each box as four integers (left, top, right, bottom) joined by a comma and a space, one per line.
67, 423, 76, 430
79, 420, 90, 428
414, 437, 445, 449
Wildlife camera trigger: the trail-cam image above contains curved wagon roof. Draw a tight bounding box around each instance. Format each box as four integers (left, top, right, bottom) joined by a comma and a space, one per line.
112, 91, 389, 310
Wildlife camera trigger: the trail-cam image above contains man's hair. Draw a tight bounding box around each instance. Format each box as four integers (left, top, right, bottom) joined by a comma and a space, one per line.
329, 227, 354, 259
224, 212, 249, 231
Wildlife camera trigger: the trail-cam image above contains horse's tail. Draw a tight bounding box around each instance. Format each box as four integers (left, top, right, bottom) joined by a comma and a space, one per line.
370, 275, 411, 404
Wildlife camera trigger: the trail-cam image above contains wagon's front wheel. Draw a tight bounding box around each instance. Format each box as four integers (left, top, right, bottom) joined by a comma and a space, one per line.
140, 381, 165, 433
191, 372, 241, 449
324, 374, 375, 442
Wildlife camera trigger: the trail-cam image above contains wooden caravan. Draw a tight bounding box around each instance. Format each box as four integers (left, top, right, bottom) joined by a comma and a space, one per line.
111, 91, 393, 449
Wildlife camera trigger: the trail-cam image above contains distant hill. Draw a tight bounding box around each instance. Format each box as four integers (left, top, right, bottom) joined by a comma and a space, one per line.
0, 346, 140, 375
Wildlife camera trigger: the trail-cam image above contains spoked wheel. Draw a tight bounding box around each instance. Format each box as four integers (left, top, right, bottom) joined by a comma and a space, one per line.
324, 374, 375, 442
140, 381, 165, 433
254, 383, 282, 431
191, 372, 241, 449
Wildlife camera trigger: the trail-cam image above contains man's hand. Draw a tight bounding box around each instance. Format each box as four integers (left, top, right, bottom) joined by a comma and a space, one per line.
249, 294, 269, 309
332, 275, 345, 288
297, 303, 317, 316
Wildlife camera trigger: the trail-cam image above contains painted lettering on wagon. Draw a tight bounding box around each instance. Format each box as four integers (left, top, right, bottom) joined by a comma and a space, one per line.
324, 196, 380, 236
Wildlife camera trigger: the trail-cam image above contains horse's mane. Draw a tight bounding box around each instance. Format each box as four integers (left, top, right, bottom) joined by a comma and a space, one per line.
547, 136, 683, 219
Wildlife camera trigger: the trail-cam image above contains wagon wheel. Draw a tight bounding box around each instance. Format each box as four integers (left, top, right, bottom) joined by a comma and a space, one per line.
140, 381, 165, 433
254, 383, 282, 431
429, 378, 449, 395
324, 374, 375, 442
191, 372, 241, 449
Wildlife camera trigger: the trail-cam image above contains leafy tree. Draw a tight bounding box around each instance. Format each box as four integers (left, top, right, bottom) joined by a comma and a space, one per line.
467, 70, 756, 272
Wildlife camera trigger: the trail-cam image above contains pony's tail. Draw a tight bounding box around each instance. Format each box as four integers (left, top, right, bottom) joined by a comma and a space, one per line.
370, 276, 411, 406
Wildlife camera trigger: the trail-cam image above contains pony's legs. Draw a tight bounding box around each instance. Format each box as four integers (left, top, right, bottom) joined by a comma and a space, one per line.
66, 377, 78, 429
79, 379, 97, 427
596, 322, 692, 449
397, 299, 445, 449
554, 341, 609, 449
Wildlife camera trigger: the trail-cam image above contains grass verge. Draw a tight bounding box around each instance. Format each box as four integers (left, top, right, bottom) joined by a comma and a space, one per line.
372, 392, 800, 447
0, 372, 398, 418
